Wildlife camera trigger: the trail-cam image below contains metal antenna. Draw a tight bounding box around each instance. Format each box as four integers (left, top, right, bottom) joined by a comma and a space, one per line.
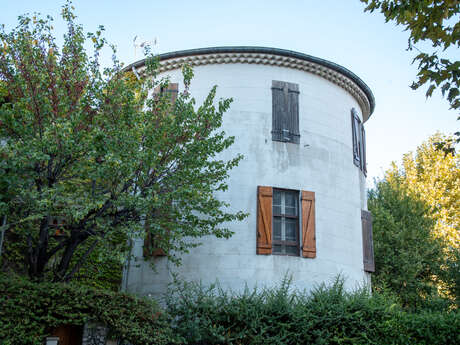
133, 35, 158, 58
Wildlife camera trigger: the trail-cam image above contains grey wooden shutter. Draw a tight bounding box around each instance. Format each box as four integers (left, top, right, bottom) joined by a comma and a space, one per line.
272, 81, 300, 143
351, 108, 361, 167
287, 83, 300, 144
360, 124, 367, 176
272, 81, 285, 142
361, 210, 375, 272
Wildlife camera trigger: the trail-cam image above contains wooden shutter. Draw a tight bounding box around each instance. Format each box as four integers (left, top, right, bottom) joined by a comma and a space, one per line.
301, 191, 316, 258
143, 216, 167, 257
272, 81, 300, 143
166, 83, 179, 104
154, 82, 179, 104
351, 109, 361, 168
360, 124, 367, 176
361, 210, 375, 272
287, 83, 300, 144
257, 186, 273, 255
272, 81, 285, 142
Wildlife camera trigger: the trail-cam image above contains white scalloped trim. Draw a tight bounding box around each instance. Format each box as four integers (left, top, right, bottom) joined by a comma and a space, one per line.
145, 52, 372, 120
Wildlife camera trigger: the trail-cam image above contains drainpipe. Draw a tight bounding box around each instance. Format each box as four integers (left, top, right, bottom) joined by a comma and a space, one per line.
121, 238, 133, 292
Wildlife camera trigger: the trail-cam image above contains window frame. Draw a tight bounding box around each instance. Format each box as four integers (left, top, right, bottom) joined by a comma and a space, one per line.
271, 188, 300, 257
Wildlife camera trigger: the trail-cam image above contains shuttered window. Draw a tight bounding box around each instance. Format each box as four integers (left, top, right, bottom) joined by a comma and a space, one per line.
272, 81, 300, 144
257, 186, 316, 258
361, 210, 375, 272
351, 108, 367, 175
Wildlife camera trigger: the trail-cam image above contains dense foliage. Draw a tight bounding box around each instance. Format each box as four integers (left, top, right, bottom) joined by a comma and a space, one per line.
0, 274, 180, 345
165, 278, 460, 345
368, 179, 450, 310
360, 0, 460, 117
369, 133, 459, 307
385, 133, 459, 249
0, 2, 245, 283
2, 275, 459, 345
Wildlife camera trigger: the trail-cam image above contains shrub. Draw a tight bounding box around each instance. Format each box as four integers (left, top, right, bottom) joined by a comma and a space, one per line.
0, 274, 180, 345
166, 277, 460, 345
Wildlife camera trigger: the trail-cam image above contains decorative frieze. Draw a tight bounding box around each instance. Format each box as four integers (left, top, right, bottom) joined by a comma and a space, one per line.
146, 52, 372, 120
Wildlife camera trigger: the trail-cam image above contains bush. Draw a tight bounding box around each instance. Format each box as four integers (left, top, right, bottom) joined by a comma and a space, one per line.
0, 274, 180, 345
166, 277, 460, 345
2, 274, 458, 345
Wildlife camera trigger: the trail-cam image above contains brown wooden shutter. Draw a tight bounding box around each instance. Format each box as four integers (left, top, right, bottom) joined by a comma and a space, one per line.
154, 82, 179, 104
361, 210, 375, 272
143, 216, 167, 257
257, 186, 273, 255
351, 109, 361, 168
167, 83, 179, 104
301, 191, 316, 258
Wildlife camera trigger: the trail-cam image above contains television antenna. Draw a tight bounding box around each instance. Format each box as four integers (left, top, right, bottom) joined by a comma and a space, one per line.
133, 35, 158, 58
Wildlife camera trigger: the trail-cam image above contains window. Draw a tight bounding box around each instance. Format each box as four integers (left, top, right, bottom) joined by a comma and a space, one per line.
272, 81, 300, 144
257, 186, 316, 258
351, 108, 367, 175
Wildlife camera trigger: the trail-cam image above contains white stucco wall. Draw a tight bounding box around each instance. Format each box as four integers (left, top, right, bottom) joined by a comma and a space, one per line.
124, 61, 371, 298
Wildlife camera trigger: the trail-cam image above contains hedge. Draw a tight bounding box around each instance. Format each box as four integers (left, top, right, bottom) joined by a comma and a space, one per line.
165, 278, 460, 345
1, 275, 459, 345
0, 274, 180, 345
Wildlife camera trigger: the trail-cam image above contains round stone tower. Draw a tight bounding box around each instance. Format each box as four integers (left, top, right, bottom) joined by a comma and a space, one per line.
123, 47, 375, 298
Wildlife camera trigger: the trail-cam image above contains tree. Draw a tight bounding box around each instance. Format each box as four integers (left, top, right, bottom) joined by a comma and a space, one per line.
369, 133, 459, 309
385, 133, 459, 249
368, 179, 448, 310
360, 0, 460, 139
0, 2, 246, 283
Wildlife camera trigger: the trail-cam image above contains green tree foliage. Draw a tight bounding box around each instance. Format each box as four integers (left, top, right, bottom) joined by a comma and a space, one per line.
368, 133, 459, 309
368, 180, 448, 310
360, 0, 460, 138
385, 133, 459, 249
380, 133, 460, 305
0, 3, 245, 283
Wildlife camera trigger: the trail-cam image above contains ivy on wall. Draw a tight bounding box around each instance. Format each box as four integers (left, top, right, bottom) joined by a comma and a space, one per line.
0, 275, 181, 345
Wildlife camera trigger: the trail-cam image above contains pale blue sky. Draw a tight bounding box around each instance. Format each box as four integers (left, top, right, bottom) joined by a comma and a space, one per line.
2, 0, 458, 182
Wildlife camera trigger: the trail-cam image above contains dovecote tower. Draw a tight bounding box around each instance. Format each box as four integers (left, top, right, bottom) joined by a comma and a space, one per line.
123, 47, 375, 298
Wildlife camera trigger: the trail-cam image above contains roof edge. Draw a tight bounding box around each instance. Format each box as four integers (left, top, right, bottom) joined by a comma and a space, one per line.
124, 46, 375, 117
